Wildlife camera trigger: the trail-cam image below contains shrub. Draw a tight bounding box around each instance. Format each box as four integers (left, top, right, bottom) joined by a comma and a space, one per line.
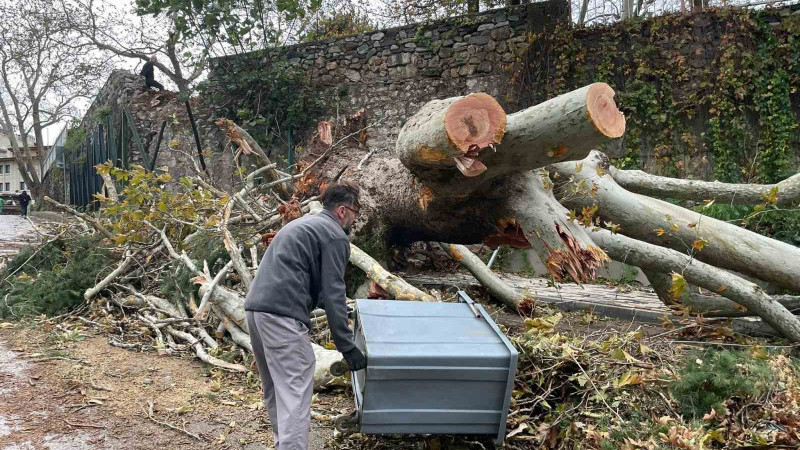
0, 235, 111, 318
670, 349, 774, 419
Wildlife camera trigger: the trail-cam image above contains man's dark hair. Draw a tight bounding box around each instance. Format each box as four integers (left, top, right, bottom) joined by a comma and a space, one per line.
321, 181, 360, 211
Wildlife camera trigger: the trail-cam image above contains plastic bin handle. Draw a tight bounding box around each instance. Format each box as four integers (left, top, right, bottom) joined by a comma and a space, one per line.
456, 291, 482, 318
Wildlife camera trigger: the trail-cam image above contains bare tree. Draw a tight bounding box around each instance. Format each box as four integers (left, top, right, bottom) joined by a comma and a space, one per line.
0, 0, 106, 202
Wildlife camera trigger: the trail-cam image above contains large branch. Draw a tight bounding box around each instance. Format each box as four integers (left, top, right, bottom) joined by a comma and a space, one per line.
501, 171, 608, 283
481, 83, 625, 181
591, 230, 800, 342
610, 168, 800, 206
84, 247, 136, 300
220, 201, 253, 290
396, 93, 506, 178
349, 244, 436, 302
43, 196, 114, 240
215, 118, 292, 199
644, 269, 800, 318
441, 243, 533, 312
551, 151, 800, 293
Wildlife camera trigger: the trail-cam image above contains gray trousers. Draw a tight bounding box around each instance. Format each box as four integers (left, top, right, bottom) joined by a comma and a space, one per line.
247, 311, 315, 450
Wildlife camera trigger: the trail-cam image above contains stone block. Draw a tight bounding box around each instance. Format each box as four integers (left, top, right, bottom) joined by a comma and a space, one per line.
494, 11, 507, 22
345, 69, 361, 82
388, 52, 412, 67
487, 39, 496, 51
450, 68, 459, 78
453, 42, 468, 50
438, 47, 453, 58
458, 64, 476, 76
491, 27, 511, 40
421, 67, 440, 77
371, 32, 385, 41
477, 23, 495, 31
469, 56, 481, 64
405, 42, 416, 49
326, 61, 338, 70
328, 45, 341, 53
357, 44, 370, 54
478, 61, 493, 73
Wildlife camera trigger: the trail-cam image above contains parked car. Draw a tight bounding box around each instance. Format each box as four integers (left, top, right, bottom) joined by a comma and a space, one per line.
0, 192, 21, 215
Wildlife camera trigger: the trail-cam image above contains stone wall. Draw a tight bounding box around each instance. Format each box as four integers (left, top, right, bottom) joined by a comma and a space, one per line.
209, 1, 569, 152
53, 70, 239, 206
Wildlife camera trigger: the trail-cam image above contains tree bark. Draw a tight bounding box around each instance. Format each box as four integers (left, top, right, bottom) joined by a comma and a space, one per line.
644, 269, 800, 318
396, 93, 506, 179
592, 230, 800, 342
551, 151, 800, 293
610, 168, 800, 206
349, 244, 436, 301
441, 243, 533, 312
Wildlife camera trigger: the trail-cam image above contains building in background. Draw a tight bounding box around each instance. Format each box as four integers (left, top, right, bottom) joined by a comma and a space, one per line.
0, 131, 42, 193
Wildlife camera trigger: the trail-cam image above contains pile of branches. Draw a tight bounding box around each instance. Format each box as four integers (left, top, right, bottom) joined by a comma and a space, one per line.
12, 117, 438, 391
501, 313, 800, 449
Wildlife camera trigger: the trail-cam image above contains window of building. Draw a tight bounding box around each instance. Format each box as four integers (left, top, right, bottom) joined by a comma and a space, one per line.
20, 181, 25, 191
4, 165, 9, 174
4, 183, 9, 191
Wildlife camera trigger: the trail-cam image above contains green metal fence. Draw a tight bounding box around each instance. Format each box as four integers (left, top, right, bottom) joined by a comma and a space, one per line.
65, 107, 154, 209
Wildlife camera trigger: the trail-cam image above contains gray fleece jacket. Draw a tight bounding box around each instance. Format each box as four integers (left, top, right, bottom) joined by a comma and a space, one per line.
245, 209, 356, 353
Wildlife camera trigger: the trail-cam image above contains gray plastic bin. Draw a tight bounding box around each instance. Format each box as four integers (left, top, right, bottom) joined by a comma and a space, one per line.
351, 292, 518, 444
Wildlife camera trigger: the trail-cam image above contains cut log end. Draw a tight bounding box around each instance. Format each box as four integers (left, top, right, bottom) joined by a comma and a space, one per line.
586, 83, 625, 139
444, 93, 506, 153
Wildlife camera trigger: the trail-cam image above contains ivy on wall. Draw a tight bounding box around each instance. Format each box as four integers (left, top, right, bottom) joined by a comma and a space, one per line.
202, 58, 330, 169
514, 8, 800, 184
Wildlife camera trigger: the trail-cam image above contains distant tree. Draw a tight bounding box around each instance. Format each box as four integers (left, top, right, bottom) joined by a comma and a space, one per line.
0, 0, 105, 203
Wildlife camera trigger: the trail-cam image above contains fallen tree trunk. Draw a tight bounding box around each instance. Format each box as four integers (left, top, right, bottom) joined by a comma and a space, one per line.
336, 84, 624, 283
591, 230, 800, 342
551, 151, 800, 293
610, 167, 800, 206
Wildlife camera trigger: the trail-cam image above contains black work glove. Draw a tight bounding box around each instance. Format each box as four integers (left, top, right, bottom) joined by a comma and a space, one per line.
342, 347, 367, 371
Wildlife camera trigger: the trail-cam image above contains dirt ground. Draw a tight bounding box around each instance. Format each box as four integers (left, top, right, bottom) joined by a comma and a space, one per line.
0, 322, 348, 450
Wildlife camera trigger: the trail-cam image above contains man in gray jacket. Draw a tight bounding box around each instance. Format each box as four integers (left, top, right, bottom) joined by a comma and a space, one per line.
245, 182, 367, 450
